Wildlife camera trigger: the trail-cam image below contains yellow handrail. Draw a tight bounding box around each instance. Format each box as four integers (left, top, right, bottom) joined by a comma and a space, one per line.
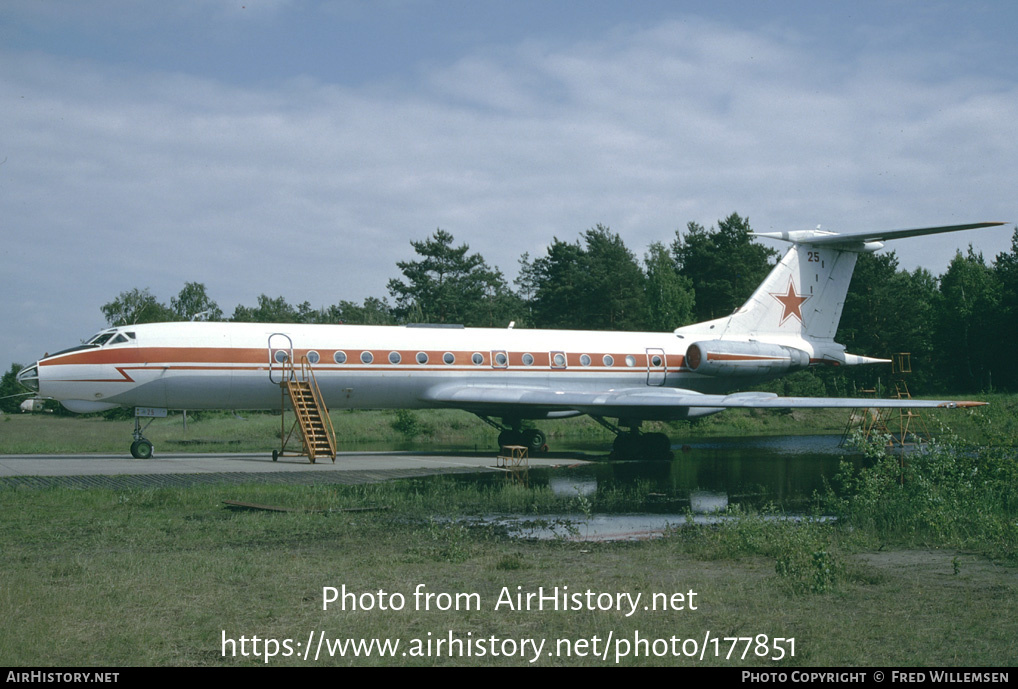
276, 353, 337, 463
299, 355, 337, 459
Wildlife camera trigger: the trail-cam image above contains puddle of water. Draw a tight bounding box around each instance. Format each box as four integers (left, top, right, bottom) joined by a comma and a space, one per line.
471, 512, 833, 542
562, 433, 855, 509
439, 434, 855, 541
484, 514, 686, 541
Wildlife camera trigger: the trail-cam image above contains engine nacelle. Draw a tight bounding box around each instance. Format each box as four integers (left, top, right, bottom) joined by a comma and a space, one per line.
685, 340, 810, 377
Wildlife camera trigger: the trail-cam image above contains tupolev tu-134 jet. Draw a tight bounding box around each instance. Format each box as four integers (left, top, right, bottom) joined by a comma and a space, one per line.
17, 221, 1006, 459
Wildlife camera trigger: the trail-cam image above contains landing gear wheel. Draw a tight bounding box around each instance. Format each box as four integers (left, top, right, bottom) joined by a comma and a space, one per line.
642, 432, 673, 460
522, 428, 547, 454
612, 432, 672, 460
130, 439, 154, 459
498, 429, 523, 448
612, 433, 639, 460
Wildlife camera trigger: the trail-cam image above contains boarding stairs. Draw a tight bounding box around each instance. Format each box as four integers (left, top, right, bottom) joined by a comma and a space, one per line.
272, 347, 337, 464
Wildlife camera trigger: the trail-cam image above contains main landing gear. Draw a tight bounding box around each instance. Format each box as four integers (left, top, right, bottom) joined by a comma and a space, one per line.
475, 414, 673, 460
475, 415, 548, 454
592, 416, 673, 461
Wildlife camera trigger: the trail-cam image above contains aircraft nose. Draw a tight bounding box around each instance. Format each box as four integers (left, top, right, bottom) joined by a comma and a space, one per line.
16, 362, 40, 392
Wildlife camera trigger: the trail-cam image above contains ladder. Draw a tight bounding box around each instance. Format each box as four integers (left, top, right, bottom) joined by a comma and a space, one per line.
839, 354, 933, 449
274, 352, 337, 464
887, 378, 933, 447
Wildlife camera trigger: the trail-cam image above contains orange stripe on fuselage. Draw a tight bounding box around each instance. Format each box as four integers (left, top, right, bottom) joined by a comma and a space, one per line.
40, 347, 266, 367
41, 346, 689, 371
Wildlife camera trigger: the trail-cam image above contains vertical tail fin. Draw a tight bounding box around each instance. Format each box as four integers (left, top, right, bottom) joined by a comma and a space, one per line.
721, 240, 857, 341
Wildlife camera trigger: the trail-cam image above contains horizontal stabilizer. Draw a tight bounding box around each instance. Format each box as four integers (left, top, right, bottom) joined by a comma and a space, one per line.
752, 221, 1007, 247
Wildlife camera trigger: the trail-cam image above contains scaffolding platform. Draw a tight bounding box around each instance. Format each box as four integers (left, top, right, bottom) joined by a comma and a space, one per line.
840, 353, 933, 448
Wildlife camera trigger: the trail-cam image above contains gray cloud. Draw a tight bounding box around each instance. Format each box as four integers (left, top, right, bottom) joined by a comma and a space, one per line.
2, 13, 1015, 366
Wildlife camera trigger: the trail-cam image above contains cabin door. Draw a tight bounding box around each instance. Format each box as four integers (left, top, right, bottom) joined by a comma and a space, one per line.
646, 348, 667, 386
268, 333, 295, 384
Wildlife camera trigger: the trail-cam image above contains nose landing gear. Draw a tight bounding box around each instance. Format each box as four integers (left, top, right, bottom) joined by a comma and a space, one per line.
129, 408, 164, 459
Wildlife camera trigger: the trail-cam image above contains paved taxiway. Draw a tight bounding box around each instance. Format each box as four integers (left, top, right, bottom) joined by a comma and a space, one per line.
0, 451, 587, 489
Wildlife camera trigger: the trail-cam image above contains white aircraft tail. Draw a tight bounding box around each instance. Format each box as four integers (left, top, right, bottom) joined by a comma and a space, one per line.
724, 238, 856, 341
693, 222, 1006, 345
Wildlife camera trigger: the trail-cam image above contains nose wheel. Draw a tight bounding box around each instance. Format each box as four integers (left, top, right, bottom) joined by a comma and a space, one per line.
130, 412, 157, 459
131, 438, 154, 459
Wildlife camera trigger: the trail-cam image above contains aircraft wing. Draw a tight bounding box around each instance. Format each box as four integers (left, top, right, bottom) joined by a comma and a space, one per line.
420, 384, 985, 418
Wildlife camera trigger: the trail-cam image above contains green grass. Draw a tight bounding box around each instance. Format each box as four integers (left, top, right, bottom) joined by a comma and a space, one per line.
1, 474, 1016, 666
827, 427, 1018, 563
3, 395, 1004, 455
2, 397, 1014, 666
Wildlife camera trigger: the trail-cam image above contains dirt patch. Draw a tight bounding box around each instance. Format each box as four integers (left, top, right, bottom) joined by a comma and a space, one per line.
854, 548, 1017, 590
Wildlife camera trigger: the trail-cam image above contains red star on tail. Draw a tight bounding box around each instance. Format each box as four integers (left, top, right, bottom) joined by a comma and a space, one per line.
770, 279, 810, 325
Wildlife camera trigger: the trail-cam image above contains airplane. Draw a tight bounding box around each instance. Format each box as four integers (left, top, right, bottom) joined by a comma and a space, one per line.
16, 221, 1006, 460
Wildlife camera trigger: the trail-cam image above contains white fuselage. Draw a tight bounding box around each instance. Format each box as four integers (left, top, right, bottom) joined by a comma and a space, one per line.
30, 321, 820, 419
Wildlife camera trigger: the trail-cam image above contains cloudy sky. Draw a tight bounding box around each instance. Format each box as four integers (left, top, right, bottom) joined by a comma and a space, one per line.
3, 0, 1016, 368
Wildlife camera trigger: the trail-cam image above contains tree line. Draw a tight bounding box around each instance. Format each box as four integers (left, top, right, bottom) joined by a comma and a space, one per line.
99, 214, 777, 332
4, 213, 1016, 411
88, 213, 1018, 395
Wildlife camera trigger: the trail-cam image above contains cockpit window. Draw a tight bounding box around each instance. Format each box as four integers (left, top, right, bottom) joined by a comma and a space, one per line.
87, 331, 116, 346
84, 329, 135, 347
